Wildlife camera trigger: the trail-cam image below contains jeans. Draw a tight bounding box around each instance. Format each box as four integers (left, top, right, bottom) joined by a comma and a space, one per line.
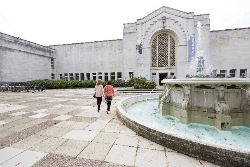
107, 100, 111, 110
97, 97, 102, 110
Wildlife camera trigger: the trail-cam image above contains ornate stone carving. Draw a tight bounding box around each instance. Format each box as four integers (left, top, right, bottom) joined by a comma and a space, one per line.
143, 17, 187, 47
181, 85, 190, 110
215, 101, 230, 114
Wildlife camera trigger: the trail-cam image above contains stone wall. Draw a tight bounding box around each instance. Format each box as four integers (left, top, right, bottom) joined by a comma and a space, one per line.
0, 33, 55, 83
50, 39, 123, 80
210, 28, 250, 77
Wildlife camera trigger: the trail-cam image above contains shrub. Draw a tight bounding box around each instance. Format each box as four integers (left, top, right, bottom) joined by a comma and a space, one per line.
130, 77, 156, 89
10, 78, 155, 89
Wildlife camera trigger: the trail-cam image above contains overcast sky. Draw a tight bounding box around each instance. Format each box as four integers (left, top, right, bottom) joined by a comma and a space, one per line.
0, 0, 249, 46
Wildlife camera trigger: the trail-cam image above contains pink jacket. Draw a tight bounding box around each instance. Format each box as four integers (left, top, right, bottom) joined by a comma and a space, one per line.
104, 85, 114, 97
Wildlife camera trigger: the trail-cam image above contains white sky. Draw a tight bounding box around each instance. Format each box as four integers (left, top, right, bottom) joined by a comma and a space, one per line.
0, 0, 250, 46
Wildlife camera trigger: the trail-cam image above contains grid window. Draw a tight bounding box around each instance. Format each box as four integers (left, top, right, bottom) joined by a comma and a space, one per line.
98, 72, 102, 80
51, 73, 55, 79
229, 69, 236, 77
105, 73, 108, 81
80, 73, 84, 80
75, 73, 79, 80
117, 72, 122, 79
69, 73, 74, 80
219, 70, 226, 78
110, 72, 115, 81
86, 73, 90, 80
92, 73, 96, 80
51, 58, 54, 68
240, 69, 247, 78
151, 33, 176, 67
64, 73, 68, 81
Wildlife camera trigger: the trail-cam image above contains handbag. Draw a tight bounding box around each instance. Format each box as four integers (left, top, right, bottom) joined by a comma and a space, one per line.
93, 92, 96, 98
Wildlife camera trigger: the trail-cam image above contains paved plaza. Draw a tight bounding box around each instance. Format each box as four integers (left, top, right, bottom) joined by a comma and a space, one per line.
0, 89, 220, 167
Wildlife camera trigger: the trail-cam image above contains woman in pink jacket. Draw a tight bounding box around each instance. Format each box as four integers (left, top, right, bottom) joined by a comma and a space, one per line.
103, 80, 115, 114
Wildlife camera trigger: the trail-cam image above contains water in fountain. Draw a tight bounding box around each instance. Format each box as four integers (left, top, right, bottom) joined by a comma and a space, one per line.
126, 100, 250, 150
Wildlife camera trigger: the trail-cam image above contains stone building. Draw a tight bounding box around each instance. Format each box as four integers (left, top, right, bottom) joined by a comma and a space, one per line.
1, 6, 250, 85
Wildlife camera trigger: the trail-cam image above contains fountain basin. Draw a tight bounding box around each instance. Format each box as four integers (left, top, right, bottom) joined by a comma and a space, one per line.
160, 78, 250, 131
117, 94, 250, 167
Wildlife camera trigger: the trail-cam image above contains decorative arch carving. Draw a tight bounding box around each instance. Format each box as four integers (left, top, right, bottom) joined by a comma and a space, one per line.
143, 16, 187, 47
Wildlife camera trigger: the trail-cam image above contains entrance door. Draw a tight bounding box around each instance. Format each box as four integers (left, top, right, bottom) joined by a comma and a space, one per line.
159, 73, 168, 85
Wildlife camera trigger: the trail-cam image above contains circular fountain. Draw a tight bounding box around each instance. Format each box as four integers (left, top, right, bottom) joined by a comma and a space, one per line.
117, 65, 250, 166
117, 21, 250, 166
117, 91, 250, 167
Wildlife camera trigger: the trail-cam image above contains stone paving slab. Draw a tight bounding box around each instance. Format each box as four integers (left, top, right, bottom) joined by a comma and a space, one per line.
54, 140, 89, 157
0, 147, 24, 164
0, 148, 47, 167
93, 132, 119, 144
11, 134, 49, 150
115, 133, 139, 147
0, 89, 220, 167
29, 136, 66, 153
105, 145, 137, 166
78, 142, 113, 160
135, 147, 167, 167
62, 130, 99, 141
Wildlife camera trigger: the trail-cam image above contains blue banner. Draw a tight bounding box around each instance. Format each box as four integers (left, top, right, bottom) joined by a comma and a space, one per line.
188, 34, 195, 62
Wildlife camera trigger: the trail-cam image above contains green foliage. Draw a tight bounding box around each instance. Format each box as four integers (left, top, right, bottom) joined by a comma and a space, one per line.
130, 77, 156, 89
9, 78, 156, 89
10, 79, 125, 89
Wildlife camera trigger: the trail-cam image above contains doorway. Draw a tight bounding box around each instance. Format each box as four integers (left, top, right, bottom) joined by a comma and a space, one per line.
159, 73, 168, 85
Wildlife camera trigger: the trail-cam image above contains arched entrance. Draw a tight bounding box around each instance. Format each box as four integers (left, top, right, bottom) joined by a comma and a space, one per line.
150, 31, 177, 85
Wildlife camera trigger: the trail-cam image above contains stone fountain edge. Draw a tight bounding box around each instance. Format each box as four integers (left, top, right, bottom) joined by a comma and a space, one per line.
116, 94, 250, 167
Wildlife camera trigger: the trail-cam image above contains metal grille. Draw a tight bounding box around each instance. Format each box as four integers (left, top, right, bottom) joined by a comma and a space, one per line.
170, 36, 176, 66
151, 33, 175, 67
158, 33, 168, 67
151, 38, 157, 67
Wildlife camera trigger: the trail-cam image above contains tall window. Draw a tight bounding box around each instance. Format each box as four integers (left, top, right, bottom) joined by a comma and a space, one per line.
117, 72, 122, 79
51, 73, 55, 79
229, 69, 236, 77
80, 73, 84, 80
151, 33, 176, 67
105, 73, 108, 81
51, 58, 54, 69
110, 72, 115, 80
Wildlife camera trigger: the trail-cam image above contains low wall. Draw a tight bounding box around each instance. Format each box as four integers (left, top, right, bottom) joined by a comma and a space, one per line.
116, 94, 250, 167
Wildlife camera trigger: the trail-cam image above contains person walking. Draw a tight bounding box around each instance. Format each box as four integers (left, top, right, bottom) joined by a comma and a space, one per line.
104, 80, 115, 114
94, 79, 104, 112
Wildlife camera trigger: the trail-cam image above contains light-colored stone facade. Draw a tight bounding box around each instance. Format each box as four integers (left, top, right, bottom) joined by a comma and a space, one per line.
0, 6, 250, 84
0, 33, 55, 82
50, 39, 123, 81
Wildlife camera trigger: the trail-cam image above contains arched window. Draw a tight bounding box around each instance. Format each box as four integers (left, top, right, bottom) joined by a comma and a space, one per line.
151, 33, 176, 67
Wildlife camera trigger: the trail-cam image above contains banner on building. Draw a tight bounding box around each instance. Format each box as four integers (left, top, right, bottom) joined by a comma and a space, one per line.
136, 39, 143, 63
188, 34, 195, 62
137, 40, 142, 55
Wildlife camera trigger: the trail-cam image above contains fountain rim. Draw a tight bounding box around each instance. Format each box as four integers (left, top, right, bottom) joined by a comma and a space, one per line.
117, 94, 250, 154
161, 78, 250, 85
117, 94, 250, 166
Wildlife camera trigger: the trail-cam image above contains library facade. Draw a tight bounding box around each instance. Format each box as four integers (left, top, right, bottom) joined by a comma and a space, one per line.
1, 6, 250, 85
